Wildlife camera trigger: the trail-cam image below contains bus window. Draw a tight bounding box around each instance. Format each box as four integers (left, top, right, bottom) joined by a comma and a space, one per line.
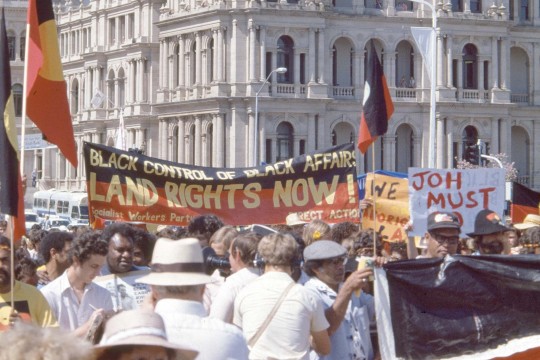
71, 206, 80, 220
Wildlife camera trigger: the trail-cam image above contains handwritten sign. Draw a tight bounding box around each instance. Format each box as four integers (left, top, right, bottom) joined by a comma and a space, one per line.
408, 168, 506, 236
362, 173, 409, 242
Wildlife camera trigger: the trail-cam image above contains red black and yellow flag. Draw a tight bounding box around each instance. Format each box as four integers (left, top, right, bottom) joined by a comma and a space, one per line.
511, 181, 540, 224
26, 0, 77, 167
1, 9, 26, 240
357, 41, 394, 154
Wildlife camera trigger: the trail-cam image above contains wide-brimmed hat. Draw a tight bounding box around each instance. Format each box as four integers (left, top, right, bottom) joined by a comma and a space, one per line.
95, 310, 197, 360
467, 209, 509, 237
286, 213, 307, 226
137, 238, 213, 286
514, 214, 540, 231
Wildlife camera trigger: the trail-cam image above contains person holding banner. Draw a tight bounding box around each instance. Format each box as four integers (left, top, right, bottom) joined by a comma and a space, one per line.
416, 212, 461, 259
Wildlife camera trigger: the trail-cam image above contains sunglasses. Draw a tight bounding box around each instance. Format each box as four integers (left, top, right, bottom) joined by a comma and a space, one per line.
429, 232, 459, 246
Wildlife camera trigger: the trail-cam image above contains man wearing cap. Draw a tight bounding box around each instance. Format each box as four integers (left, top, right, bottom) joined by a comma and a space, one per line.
468, 209, 510, 255
303, 240, 375, 360
137, 237, 249, 360
420, 211, 462, 259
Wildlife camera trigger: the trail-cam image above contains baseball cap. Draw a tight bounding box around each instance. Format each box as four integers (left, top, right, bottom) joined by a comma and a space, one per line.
427, 212, 461, 232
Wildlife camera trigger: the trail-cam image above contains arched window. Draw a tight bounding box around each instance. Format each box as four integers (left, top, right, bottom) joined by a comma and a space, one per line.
208, 38, 214, 83
20, 32, 26, 60
332, 38, 354, 87
511, 126, 530, 184
189, 124, 196, 164
364, 41, 384, 82
172, 125, 179, 162
7, 31, 16, 60
462, 44, 478, 89
174, 44, 180, 87
332, 122, 355, 146
118, 68, 125, 108
190, 41, 197, 85
277, 36, 294, 83
451, 0, 463, 11
207, 123, 213, 165
470, 0, 481, 13
71, 79, 79, 114
462, 125, 478, 156
396, 41, 414, 87
12, 84, 23, 117
396, 124, 414, 172
519, 0, 529, 21
276, 122, 293, 161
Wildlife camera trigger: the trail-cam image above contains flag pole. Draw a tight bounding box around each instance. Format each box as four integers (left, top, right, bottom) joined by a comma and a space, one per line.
20, 23, 30, 176
371, 149, 377, 257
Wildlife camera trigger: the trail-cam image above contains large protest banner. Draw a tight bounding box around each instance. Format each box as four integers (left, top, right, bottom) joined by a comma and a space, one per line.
376, 256, 540, 360
408, 168, 506, 237
83, 142, 359, 227
361, 173, 409, 242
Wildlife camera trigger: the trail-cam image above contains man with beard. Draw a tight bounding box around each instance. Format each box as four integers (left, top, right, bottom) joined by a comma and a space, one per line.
94, 223, 150, 311
0, 236, 57, 330
467, 209, 510, 255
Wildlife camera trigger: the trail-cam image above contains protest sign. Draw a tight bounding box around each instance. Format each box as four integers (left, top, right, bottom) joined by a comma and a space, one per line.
408, 168, 506, 236
93, 270, 150, 311
84, 142, 359, 227
361, 173, 409, 242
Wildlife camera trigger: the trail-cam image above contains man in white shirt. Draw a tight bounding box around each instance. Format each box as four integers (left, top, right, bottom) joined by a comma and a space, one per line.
210, 231, 261, 323
234, 233, 331, 359
41, 231, 113, 338
137, 237, 249, 360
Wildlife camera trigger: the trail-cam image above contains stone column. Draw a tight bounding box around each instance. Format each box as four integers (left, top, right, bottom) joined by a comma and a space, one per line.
317, 29, 325, 83
217, 28, 224, 82
159, 119, 167, 159
294, 50, 300, 85
491, 117, 500, 154
248, 110, 255, 164
259, 27, 266, 82
195, 32, 202, 85
457, 59, 463, 89
178, 35, 185, 87
499, 117, 510, 156
478, 57, 484, 90
212, 30, 218, 82
437, 32, 444, 87
249, 21, 257, 82
500, 37, 508, 89
491, 37, 499, 89
446, 118, 454, 168
308, 28, 316, 83
436, 115, 445, 168
446, 35, 453, 87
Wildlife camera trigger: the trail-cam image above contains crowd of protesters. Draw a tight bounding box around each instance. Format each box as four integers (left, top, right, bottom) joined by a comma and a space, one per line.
0, 207, 539, 359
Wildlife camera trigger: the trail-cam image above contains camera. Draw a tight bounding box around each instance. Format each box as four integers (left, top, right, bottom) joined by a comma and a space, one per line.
202, 247, 231, 275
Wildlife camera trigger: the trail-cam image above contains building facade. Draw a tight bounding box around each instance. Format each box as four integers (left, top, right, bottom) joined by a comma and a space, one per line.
9, 0, 540, 191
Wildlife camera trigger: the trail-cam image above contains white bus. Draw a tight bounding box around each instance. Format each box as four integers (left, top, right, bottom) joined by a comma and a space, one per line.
33, 190, 89, 225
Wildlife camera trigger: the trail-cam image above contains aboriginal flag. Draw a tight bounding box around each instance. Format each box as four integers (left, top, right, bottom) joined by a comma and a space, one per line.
376, 256, 540, 360
357, 41, 394, 154
0, 9, 26, 240
511, 182, 540, 224
26, 0, 77, 167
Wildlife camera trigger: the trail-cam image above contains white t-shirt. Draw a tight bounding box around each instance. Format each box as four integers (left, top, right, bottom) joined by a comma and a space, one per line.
210, 267, 260, 323
234, 271, 329, 360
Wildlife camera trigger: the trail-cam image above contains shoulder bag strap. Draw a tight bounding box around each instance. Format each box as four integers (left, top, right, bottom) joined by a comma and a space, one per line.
248, 281, 296, 348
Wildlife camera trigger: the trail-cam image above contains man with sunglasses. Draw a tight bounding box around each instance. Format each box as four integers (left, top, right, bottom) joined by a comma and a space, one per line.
467, 209, 509, 255
423, 212, 462, 259
303, 240, 375, 360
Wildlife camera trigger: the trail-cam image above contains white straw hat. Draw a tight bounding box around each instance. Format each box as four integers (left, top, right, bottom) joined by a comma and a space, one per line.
286, 213, 307, 226
137, 238, 213, 286
514, 214, 540, 231
95, 310, 197, 360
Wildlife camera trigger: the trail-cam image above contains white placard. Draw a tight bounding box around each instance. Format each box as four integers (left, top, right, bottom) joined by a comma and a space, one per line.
408, 168, 506, 236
